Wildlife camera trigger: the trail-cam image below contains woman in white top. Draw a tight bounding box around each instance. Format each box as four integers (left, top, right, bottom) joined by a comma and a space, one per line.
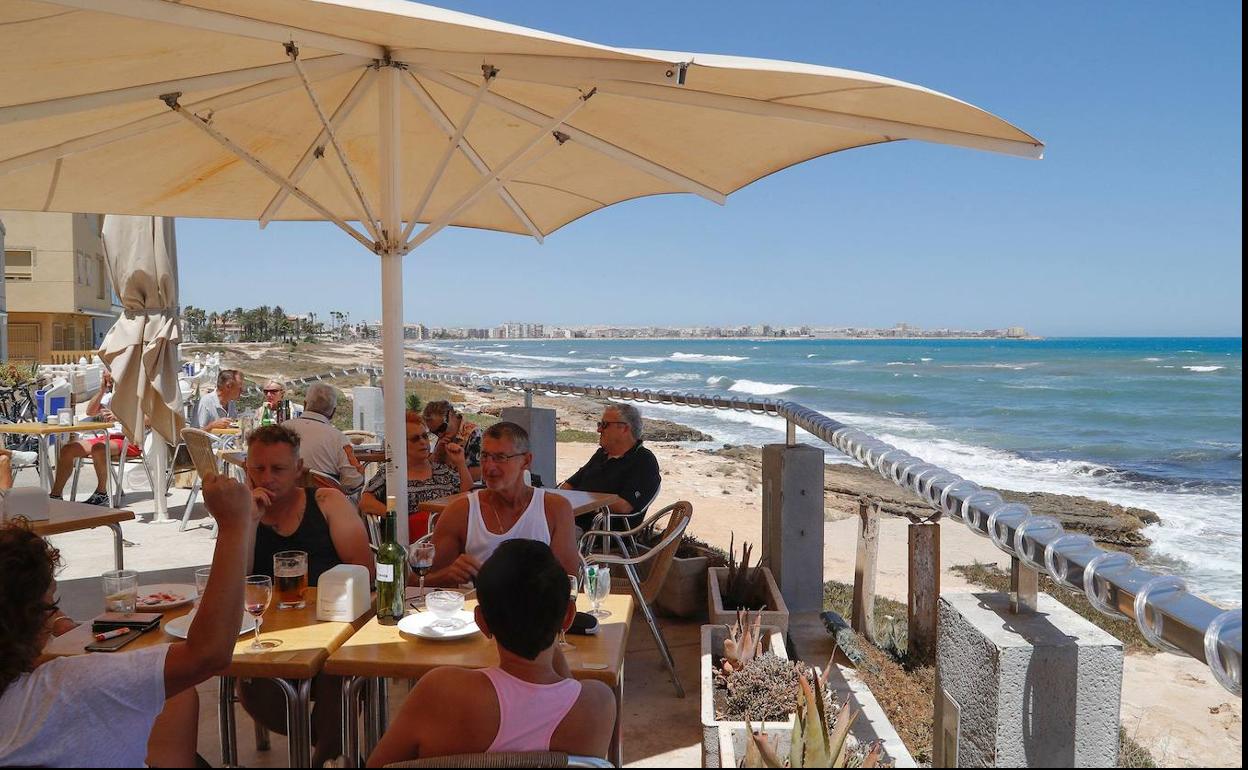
424, 422, 580, 587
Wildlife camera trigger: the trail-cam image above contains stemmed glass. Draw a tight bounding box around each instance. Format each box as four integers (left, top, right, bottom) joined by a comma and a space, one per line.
558, 574, 579, 651
243, 575, 274, 651
408, 542, 436, 609
587, 564, 612, 619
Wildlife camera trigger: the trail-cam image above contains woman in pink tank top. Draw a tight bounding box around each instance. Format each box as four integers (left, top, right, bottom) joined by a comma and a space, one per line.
367, 539, 616, 766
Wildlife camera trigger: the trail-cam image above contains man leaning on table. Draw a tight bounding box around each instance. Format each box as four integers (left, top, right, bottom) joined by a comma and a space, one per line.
560, 403, 661, 531
194, 368, 243, 430
0, 473, 260, 768
423, 422, 580, 587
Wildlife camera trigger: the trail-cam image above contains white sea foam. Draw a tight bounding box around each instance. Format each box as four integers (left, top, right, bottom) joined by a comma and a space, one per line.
1183, 365, 1224, 373
806, 354, 819, 358
827, 359, 864, 366
612, 356, 665, 364
706, 376, 729, 386
670, 352, 749, 362
1142, 357, 1163, 362
653, 373, 702, 383
920, 357, 933, 362
585, 367, 615, 374
728, 380, 800, 396
624, 369, 650, 378
886, 361, 915, 366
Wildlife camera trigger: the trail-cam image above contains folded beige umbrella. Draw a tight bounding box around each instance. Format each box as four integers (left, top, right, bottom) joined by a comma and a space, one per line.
0, 0, 1042, 542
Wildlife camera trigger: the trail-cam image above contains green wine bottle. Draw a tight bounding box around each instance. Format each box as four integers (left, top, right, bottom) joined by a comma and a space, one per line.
375, 495, 406, 625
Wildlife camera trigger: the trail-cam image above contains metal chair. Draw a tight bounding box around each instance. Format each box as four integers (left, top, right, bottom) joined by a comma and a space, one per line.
70, 431, 156, 507
385, 752, 613, 767
580, 501, 692, 698
585, 482, 662, 559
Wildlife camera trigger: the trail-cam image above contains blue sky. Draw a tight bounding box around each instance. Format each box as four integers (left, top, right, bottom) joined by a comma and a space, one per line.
177, 1, 1243, 336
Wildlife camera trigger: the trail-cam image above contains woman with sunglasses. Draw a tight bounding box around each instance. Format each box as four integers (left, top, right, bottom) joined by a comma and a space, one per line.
423, 400, 483, 483
256, 380, 303, 423
359, 412, 472, 541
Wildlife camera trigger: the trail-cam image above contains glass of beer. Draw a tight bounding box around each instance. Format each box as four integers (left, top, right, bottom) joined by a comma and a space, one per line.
273, 550, 308, 609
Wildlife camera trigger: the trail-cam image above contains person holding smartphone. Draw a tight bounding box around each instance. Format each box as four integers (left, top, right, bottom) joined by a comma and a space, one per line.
0, 474, 260, 767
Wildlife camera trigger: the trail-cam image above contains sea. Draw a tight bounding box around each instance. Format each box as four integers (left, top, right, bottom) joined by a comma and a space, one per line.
413, 337, 1243, 605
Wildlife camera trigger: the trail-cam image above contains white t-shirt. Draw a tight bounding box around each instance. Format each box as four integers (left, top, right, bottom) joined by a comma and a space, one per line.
0, 644, 169, 767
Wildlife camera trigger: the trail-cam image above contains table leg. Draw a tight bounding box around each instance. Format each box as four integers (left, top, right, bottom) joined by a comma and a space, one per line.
611, 667, 624, 768
341, 676, 369, 768
106, 522, 125, 570
376, 677, 390, 738
273, 677, 313, 768
37, 434, 52, 493
218, 676, 238, 768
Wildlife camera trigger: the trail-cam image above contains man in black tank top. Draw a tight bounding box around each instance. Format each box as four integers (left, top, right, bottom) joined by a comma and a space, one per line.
239, 425, 374, 766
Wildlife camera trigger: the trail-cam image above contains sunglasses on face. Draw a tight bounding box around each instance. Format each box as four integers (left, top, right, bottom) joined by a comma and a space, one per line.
597, 420, 627, 430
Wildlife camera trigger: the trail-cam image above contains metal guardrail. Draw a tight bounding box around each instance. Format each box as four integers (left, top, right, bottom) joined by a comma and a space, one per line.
274, 365, 1242, 696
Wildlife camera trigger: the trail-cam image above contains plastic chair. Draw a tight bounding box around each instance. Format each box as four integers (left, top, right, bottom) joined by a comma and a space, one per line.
385, 752, 613, 768
580, 501, 692, 698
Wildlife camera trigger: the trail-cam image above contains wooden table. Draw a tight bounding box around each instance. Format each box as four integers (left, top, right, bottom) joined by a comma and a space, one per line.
42, 587, 371, 768
30, 499, 135, 570
417, 488, 622, 518
325, 592, 634, 767
0, 421, 112, 492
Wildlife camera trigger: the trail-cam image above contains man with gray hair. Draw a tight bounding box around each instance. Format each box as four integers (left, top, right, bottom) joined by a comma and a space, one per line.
560, 403, 661, 530
194, 368, 242, 430
282, 382, 364, 491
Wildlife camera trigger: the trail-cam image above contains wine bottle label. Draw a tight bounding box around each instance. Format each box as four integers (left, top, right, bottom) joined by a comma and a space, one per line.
376, 562, 395, 582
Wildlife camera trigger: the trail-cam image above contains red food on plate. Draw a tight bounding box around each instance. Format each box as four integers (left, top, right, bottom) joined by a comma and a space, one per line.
138, 591, 184, 606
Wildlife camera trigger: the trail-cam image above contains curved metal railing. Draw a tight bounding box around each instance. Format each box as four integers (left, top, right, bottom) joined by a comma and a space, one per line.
270, 365, 1242, 696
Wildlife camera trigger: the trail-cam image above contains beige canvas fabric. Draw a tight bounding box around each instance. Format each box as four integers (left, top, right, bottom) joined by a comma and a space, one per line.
99, 216, 184, 446
0, 0, 1041, 235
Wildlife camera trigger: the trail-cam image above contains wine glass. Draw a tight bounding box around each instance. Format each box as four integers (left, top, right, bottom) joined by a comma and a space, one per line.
588, 564, 612, 619
408, 541, 436, 609
244, 575, 274, 651
558, 574, 579, 651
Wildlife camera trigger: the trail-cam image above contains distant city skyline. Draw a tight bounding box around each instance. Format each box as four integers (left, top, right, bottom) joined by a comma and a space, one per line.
177, 1, 1242, 337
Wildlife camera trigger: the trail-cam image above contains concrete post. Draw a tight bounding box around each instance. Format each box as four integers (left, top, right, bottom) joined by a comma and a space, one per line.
761, 443, 825, 613
500, 406, 557, 487
934, 592, 1123, 768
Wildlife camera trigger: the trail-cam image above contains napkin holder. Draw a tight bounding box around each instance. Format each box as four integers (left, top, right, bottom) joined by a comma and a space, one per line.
317, 564, 371, 622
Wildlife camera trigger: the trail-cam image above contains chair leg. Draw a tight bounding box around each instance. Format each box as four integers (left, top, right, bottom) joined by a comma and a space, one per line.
70, 457, 82, 501
253, 720, 271, 752
181, 478, 201, 531
624, 563, 684, 698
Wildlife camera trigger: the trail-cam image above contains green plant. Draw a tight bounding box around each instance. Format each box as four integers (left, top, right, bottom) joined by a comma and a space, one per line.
405, 392, 422, 412
724, 534, 770, 611
743, 660, 883, 768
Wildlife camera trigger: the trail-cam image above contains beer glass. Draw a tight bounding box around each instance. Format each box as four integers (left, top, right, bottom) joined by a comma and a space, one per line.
273, 550, 309, 609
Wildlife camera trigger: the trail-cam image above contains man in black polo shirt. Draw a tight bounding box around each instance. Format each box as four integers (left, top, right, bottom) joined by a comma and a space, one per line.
560, 403, 661, 530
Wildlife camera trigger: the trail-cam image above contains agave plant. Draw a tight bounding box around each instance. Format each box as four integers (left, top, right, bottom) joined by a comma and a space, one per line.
741, 658, 883, 768
724, 533, 770, 611
721, 609, 764, 676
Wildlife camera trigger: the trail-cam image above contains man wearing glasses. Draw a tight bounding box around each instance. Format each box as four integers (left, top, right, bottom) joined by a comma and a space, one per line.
560, 404, 661, 530
424, 422, 579, 587
422, 400, 483, 483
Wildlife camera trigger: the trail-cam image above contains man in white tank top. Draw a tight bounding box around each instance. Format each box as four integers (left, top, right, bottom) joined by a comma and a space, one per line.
423, 422, 580, 587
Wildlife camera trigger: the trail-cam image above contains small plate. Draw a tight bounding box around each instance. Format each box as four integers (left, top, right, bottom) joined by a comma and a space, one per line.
164, 611, 257, 639
135, 584, 196, 611
397, 610, 479, 640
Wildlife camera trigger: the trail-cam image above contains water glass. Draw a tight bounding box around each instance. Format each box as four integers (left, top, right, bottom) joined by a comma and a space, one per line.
273, 550, 308, 609
193, 567, 211, 609
588, 564, 611, 619
102, 569, 138, 614
244, 575, 275, 651
426, 590, 466, 629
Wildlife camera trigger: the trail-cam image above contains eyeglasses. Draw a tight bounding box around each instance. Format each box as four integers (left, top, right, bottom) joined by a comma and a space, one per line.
263, 389, 282, 394
597, 420, 628, 430
430, 420, 449, 436
480, 451, 525, 463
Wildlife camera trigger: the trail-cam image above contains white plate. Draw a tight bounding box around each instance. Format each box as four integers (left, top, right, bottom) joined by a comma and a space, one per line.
135, 584, 196, 611
397, 610, 480, 640
164, 611, 258, 639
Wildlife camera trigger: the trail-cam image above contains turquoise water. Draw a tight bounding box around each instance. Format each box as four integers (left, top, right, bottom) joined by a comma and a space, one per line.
418, 337, 1242, 604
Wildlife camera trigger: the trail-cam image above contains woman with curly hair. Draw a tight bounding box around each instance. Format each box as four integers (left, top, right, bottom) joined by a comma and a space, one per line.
0, 474, 260, 767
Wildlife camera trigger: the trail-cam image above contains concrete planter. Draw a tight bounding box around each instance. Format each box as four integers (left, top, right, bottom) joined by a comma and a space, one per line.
654, 551, 710, 618
708, 565, 789, 634
700, 623, 792, 768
